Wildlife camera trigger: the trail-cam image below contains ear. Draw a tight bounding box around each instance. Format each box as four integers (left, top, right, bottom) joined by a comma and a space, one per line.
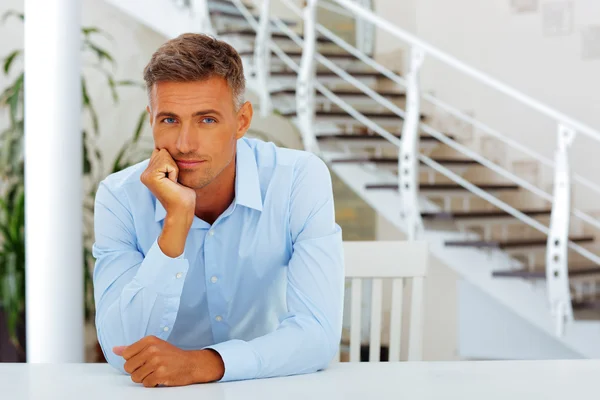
236, 101, 253, 140
146, 105, 153, 127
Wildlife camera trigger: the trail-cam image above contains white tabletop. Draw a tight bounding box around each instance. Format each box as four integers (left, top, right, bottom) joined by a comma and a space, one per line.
1, 360, 598, 400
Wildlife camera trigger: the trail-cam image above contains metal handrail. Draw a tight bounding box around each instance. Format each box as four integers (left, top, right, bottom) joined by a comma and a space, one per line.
329, 0, 600, 144
278, 0, 600, 199
268, 0, 600, 235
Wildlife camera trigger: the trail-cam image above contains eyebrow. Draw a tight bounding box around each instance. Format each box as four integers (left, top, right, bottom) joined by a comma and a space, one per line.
156, 109, 223, 119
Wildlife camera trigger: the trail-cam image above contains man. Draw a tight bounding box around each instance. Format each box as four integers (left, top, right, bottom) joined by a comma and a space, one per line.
93, 33, 344, 387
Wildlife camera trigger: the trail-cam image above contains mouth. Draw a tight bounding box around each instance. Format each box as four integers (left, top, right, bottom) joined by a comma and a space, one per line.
175, 160, 206, 169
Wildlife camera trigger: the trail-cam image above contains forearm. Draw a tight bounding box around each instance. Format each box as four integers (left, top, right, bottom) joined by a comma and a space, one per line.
94, 239, 189, 371
208, 314, 340, 381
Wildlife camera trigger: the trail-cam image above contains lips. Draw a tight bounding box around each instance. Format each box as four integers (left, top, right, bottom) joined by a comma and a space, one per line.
176, 160, 205, 168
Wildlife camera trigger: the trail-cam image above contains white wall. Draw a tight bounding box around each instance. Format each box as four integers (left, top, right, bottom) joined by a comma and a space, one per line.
373, 0, 600, 211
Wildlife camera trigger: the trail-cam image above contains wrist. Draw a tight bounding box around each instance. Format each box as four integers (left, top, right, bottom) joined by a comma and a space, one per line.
158, 215, 193, 258
191, 349, 225, 383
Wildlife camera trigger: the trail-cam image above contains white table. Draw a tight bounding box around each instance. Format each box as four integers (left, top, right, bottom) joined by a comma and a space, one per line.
1, 360, 598, 399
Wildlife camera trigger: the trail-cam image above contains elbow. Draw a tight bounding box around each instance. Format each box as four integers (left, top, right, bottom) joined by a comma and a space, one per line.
314, 323, 342, 371
96, 324, 128, 375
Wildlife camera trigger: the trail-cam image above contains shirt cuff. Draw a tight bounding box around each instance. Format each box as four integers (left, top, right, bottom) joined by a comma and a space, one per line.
205, 340, 260, 382
133, 239, 189, 296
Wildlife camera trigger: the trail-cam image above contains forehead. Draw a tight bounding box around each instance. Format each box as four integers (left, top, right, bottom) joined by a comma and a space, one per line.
150, 77, 234, 111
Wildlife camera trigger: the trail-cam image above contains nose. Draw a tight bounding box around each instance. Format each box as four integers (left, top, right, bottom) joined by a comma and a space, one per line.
175, 122, 197, 154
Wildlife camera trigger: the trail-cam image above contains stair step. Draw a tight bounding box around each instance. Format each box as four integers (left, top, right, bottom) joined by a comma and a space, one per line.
240, 50, 357, 60
316, 133, 453, 142
445, 236, 595, 249
210, 9, 296, 26
271, 88, 405, 98
365, 183, 520, 191
421, 209, 552, 220
281, 110, 425, 121
331, 157, 478, 166
209, 0, 255, 10
271, 70, 385, 78
217, 29, 335, 44
492, 267, 600, 279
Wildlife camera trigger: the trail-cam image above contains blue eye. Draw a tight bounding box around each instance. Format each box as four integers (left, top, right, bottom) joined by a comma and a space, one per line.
202, 117, 216, 124
162, 117, 177, 124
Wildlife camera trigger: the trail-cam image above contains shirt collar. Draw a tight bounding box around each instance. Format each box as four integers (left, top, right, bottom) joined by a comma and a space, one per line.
154, 139, 263, 222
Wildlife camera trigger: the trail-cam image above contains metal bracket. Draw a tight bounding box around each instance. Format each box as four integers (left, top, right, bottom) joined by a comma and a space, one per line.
399, 47, 426, 240
546, 123, 576, 336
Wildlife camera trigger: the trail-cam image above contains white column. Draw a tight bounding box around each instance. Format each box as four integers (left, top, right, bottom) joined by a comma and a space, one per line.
24, 0, 84, 362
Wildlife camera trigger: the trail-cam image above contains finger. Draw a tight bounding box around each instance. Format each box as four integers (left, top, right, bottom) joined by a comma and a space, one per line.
157, 149, 178, 183
130, 361, 155, 383
142, 372, 160, 388
124, 352, 149, 375
122, 336, 158, 360
113, 346, 127, 356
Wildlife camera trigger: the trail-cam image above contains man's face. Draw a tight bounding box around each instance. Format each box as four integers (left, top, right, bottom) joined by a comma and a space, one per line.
147, 77, 252, 189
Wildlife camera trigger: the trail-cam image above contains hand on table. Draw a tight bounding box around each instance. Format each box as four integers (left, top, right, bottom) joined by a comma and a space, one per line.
113, 336, 225, 387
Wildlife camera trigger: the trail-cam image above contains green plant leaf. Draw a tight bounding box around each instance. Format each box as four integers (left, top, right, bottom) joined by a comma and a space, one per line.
111, 140, 131, 173
84, 40, 116, 69
1, 11, 24, 23
81, 26, 113, 42
6, 73, 24, 126
3, 49, 21, 75
81, 77, 100, 136
116, 80, 145, 89
107, 75, 118, 103
83, 131, 92, 174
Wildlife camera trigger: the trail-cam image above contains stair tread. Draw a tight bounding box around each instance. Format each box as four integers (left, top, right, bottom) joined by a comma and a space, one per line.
210, 9, 296, 25
271, 88, 406, 98
445, 236, 595, 249
239, 50, 357, 60
281, 110, 421, 120
217, 28, 335, 43
209, 0, 255, 9
271, 70, 385, 77
492, 267, 600, 279
316, 133, 453, 142
331, 157, 478, 166
421, 209, 552, 220
365, 183, 520, 191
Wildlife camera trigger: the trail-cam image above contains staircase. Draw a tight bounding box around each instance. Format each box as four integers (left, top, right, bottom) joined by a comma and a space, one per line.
103, 0, 600, 359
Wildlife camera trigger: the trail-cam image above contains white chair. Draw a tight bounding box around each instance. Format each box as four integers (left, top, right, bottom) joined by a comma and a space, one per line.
339, 241, 428, 362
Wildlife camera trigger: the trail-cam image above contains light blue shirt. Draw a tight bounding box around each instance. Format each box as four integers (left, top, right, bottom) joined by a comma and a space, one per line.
93, 138, 344, 382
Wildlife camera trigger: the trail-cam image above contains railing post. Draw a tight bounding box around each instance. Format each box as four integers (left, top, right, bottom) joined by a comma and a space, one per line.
355, 0, 374, 56
399, 46, 425, 240
546, 123, 576, 336
254, 0, 273, 117
191, 0, 215, 35
296, 0, 319, 153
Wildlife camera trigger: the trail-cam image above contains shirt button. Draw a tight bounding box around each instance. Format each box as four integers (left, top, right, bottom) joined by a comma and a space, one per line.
215, 316, 223, 322
163, 326, 169, 332
211, 276, 218, 283
176, 272, 183, 279
208, 230, 215, 236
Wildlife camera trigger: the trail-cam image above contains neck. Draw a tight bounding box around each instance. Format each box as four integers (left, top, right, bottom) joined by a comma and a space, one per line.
194, 158, 236, 225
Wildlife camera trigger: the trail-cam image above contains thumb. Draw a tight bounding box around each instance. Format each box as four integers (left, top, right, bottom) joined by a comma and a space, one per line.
113, 346, 127, 356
